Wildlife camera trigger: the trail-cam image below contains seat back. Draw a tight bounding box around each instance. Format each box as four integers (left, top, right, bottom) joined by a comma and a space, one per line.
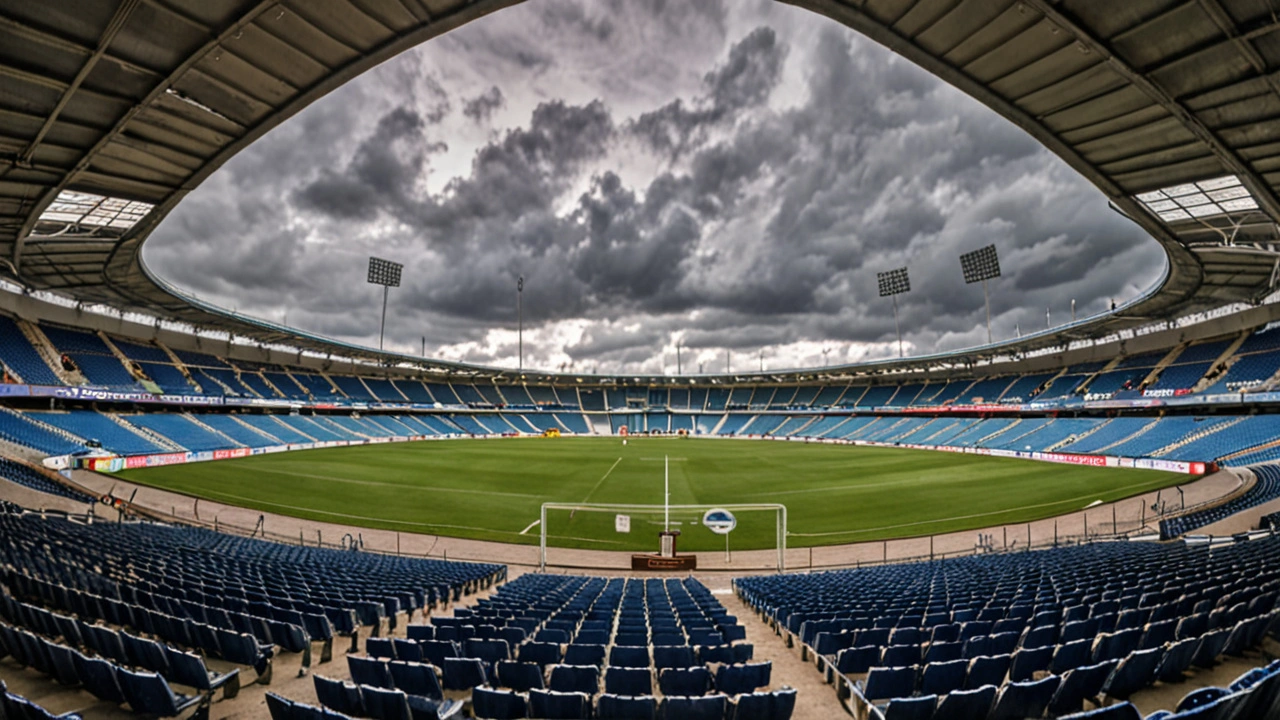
659, 694, 726, 720
609, 645, 650, 668
605, 666, 652, 696
563, 644, 605, 667
934, 683, 995, 720
388, 661, 443, 700
496, 660, 544, 692
883, 694, 936, 720
549, 664, 600, 695
596, 693, 657, 720
117, 668, 179, 716
863, 665, 917, 702
441, 657, 487, 690
990, 675, 1060, 720
658, 667, 712, 697
529, 689, 590, 720
472, 687, 527, 720
361, 686, 411, 720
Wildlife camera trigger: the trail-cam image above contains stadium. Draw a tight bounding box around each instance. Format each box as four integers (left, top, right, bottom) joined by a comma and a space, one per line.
3, 1, 1280, 719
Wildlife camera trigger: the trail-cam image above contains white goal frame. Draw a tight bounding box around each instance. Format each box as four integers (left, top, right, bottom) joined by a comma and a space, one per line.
539, 502, 787, 573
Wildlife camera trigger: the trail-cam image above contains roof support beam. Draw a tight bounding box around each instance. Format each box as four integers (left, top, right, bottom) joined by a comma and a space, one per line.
18, 0, 141, 166
1022, 0, 1280, 222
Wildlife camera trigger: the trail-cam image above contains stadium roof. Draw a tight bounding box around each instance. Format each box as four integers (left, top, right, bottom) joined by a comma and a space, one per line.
2, 0, 1279, 380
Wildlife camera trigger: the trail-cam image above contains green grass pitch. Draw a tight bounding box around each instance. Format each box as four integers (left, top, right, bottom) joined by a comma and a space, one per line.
112, 436, 1187, 551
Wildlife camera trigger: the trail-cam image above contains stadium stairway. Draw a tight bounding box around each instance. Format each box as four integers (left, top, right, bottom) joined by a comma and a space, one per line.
1095, 419, 1163, 455
1190, 334, 1251, 394
1046, 418, 1115, 452
1152, 418, 1246, 459
183, 414, 248, 448
1137, 347, 1186, 390
106, 414, 184, 452
18, 321, 83, 386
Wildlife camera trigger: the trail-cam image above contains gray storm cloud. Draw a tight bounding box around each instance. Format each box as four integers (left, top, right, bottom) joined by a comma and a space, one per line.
143, 0, 1165, 373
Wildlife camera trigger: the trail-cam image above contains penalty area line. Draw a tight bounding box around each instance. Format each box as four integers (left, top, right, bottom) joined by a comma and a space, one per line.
519, 519, 541, 535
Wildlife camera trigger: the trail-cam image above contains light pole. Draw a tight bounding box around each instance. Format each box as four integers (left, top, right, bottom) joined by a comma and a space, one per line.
959, 244, 1001, 345
675, 342, 682, 375
517, 275, 524, 374
367, 257, 403, 351
876, 267, 910, 358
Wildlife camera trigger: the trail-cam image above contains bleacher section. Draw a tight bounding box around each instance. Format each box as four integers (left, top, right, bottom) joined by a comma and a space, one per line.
0, 508, 502, 714
40, 326, 138, 389
0, 458, 91, 502
0, 316, 63, 386
295, 574, 790, 720
1160, 464, 1280, 538
737, 534, 1280, 720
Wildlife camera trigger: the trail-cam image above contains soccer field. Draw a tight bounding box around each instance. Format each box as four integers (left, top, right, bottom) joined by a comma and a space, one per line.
112, 437, 1186, 551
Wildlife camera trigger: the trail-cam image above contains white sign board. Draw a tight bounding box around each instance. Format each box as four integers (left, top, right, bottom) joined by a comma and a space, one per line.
702, 508, 737, 535
615, 514, 631, 533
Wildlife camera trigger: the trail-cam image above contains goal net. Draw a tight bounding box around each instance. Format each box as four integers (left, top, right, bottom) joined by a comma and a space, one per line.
538, 502, 787, 572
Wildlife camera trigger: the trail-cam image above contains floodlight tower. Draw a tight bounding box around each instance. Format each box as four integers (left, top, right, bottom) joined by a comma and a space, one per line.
959, 244, 1001, 345
366, 256, 403, 351
876, 267, 911, 358
517, 275, 524, 374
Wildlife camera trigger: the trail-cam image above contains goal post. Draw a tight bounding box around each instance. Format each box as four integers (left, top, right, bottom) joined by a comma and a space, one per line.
539, 502, 787, 573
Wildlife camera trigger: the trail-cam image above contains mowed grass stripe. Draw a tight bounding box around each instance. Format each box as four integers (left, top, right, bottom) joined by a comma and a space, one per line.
112, 437, 1187, 551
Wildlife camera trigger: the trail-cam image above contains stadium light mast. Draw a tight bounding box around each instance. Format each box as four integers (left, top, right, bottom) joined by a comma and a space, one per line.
876, 267, 911, 358
367, 257, 403, 351
959, 244, 1001, 345
675, 342, 682, 375
517, 275, 524, 374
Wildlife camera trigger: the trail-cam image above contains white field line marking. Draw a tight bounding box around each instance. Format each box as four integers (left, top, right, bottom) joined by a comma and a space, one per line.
580, 457, 623, 503
519, 519, 541, 535
640, 457, 687, 461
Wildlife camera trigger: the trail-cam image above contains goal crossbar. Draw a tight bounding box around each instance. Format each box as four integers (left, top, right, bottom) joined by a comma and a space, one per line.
539, 502, 787, 573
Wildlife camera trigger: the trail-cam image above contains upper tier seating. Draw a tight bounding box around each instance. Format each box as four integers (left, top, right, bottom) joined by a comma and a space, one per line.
0, 316, 63, 386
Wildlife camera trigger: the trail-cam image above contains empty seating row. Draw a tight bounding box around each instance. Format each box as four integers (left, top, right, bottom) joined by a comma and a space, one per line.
1160, 464, 1280, 537
0, 622, 210, 719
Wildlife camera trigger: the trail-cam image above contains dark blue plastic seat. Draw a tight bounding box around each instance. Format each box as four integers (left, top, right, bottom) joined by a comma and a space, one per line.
654, 645, 695, 670
519, 641, 562, 666
349, 656, 394, 689
563, 644, 605, 667
715, 662, 770, 695
883, 694, 935, 720
659, 694, 726, 720
388, 661, 443, 700
496, 660, 544, 692
659, 667, 712, 696
730, 688, 796, 720
117, 668, 206, 718
471, 687, 526, 720
1101, 647, 1164, 699
989, 675, 1059, 720
528, 689, 590, 720
605, 666, 652, 696
549, 664, 600, 695
863, 666, 917, 703
933, 683, 995, 720
441, 657, 487, 690
920, 659, 967, 696
596, 694, 657, 720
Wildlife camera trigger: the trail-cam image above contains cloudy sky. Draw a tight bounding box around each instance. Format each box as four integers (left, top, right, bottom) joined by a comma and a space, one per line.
144, 0, 1167, 374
